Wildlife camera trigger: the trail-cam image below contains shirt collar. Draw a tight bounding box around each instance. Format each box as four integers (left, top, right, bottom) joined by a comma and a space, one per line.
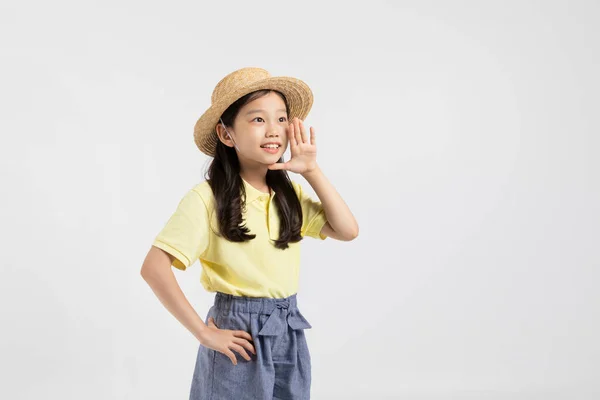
241, 177, 276, 204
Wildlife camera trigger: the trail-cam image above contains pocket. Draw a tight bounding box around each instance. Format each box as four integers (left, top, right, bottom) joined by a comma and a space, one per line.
200, 306, 221, 356
295, 328, 312, 366
213, 311, 255, 364
216, 310, 252, 332
202, 305, 220, 335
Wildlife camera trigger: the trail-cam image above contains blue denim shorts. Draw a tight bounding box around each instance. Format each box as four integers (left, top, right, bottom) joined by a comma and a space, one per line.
189, 291, 313, 400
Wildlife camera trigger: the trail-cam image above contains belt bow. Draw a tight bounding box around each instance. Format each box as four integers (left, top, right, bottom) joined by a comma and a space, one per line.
257, 300, 312, 336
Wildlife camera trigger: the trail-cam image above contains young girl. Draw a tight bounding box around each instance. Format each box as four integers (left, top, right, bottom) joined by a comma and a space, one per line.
141, 67, 358, 400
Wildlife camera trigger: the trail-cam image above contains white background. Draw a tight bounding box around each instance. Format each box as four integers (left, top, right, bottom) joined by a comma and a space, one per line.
1, 1, 599, 399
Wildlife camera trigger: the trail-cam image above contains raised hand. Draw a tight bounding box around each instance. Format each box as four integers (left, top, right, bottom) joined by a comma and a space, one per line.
267, 117, 318, 174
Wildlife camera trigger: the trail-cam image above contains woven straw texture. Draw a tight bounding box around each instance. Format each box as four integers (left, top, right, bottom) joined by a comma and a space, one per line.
193, 67, 314, 156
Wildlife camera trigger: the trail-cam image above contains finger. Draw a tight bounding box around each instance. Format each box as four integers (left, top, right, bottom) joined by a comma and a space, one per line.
310, 126, 316, 146
288, 123, 297, 147
223, 348, 238, 365
233, 330, 254, 341
268, 162, 288, 171
230, 343, 251, 361
300, 120, 308, 143
295, 118, 303, 144
233, 337, 256, 355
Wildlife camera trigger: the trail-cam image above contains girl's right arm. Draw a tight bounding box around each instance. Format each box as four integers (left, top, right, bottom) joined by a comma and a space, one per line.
140, 246, 210, 342
140, 246, 256, 365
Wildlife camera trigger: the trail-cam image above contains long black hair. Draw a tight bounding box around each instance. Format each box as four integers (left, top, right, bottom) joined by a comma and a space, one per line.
205, 89, 304, 250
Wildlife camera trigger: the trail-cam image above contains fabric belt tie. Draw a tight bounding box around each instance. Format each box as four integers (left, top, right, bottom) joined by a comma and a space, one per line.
257, 299, 312, 336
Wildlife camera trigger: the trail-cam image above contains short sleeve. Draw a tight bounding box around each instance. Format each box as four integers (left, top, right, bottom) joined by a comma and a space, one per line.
292, 181, 328, 240
152, 188, 210, 270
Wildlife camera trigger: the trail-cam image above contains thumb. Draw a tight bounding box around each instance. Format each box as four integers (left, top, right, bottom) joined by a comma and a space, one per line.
208, 317, 218, 328
268, 162, 288, 171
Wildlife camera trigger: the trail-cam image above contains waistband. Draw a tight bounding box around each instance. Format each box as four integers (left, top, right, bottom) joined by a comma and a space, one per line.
213, 291, 312, 336
215, 291, 300, 314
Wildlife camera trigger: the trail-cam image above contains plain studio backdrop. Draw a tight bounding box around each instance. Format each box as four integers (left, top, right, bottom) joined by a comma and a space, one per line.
1, 1, 598, 399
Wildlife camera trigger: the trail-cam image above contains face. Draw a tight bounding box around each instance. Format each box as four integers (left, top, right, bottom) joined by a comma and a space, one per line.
217, 91, 289, 165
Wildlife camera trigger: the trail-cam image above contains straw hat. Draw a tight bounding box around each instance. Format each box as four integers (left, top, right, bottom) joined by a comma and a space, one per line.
193, 67, 314, 156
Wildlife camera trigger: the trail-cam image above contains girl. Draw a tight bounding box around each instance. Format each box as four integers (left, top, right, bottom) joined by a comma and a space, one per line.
141, 67, 358, 400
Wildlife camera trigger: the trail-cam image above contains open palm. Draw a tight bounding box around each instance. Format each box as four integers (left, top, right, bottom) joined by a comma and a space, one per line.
268, 117, 317, 174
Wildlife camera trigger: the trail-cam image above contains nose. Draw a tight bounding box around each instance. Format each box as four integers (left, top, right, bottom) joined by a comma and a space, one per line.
266, 120, 283, 136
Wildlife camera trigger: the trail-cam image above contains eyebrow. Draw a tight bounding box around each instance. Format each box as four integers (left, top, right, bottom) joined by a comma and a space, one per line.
245, 109, 287, 116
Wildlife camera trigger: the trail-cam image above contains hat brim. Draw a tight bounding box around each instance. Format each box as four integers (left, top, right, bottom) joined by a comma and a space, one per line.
193, 76, 313, 157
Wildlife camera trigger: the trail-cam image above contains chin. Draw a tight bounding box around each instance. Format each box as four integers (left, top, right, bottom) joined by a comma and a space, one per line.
262, 155, 282, 164
250, 150, 278, 163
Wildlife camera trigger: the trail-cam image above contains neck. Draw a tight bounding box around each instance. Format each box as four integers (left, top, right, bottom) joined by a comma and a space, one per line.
239, 166, 270, 193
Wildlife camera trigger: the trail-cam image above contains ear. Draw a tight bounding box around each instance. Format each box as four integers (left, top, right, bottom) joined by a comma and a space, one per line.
215, 124, 234, 148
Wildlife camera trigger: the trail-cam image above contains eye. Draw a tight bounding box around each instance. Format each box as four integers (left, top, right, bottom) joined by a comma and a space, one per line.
252, 117, 287, 123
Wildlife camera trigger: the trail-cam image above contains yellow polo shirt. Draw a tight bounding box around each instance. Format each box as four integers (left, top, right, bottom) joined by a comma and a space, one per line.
152, 177, 328, 298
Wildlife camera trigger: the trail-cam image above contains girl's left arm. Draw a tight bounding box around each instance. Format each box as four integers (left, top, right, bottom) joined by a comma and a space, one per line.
268, 117, 358, 241
302, 165, 359, 241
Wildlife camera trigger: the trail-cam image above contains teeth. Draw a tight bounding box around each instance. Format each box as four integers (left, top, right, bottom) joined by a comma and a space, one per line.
262, 144, 279, 149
